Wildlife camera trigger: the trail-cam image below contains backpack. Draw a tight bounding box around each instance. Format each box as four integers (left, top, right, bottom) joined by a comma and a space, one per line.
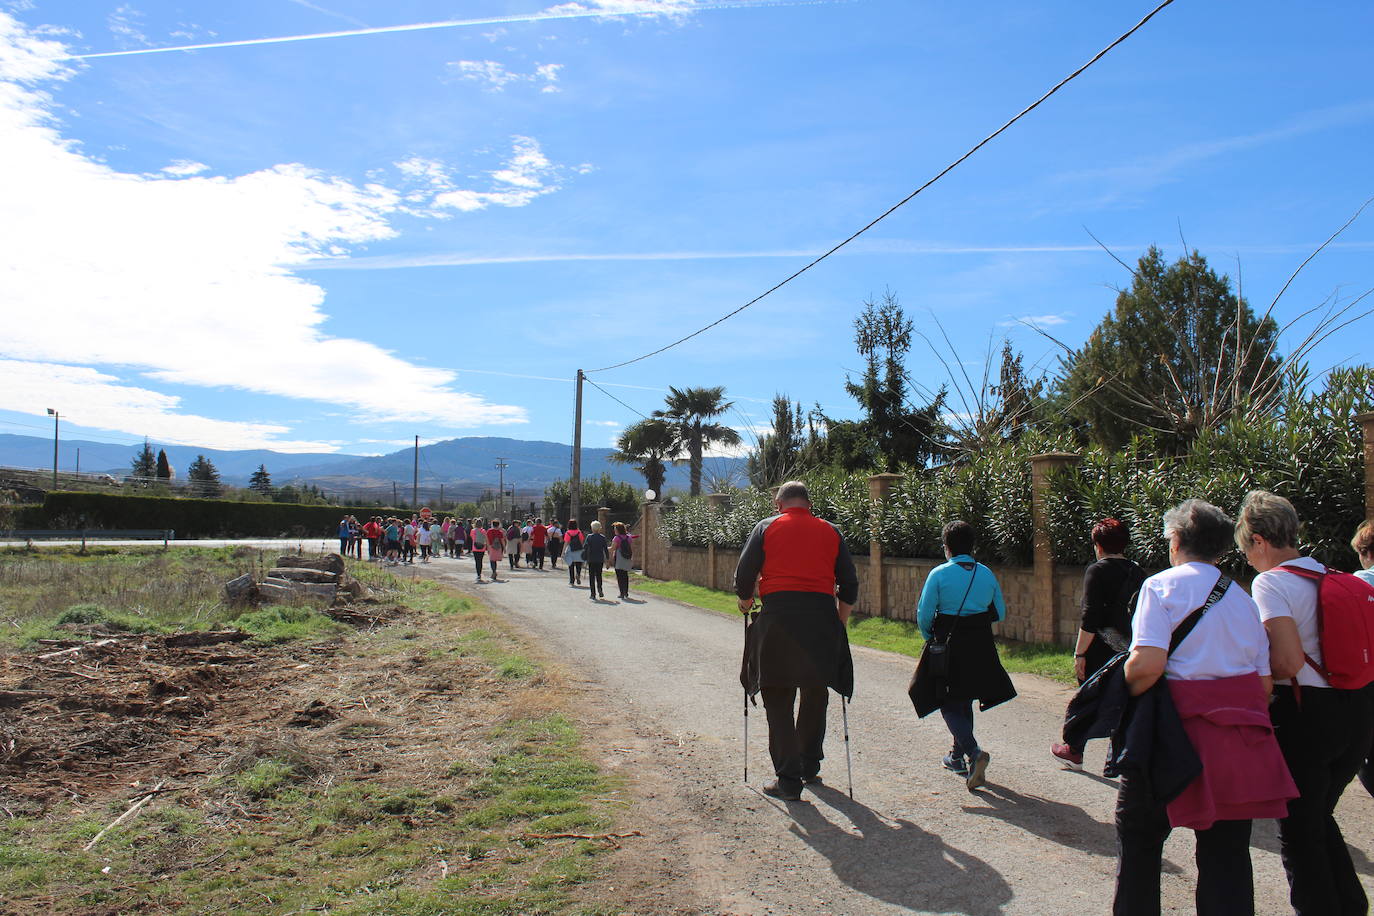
568, 531, 584, 551
1279, 564, 1374, 690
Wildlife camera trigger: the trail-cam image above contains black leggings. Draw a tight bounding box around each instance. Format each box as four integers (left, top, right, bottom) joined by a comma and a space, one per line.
587, 562, 604, 598
473, 551, 485, 576
568, 561, 583, 585
616, 569, 630, 597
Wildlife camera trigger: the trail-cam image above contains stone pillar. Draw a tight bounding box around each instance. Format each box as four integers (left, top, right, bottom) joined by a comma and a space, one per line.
597, 506, 611, 532
705, 494, 730, 590
640, 501, 657, 578
1029, 453, 1081, 644
867, 473, 905, 618
1359, 412, 1374, 521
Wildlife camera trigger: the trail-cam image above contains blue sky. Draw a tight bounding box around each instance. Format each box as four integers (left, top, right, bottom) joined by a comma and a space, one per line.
1, 0, 1371, 461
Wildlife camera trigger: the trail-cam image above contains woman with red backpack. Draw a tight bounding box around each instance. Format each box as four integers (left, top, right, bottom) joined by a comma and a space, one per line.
1242, 490, 1374, 916
563, 520, 585, 587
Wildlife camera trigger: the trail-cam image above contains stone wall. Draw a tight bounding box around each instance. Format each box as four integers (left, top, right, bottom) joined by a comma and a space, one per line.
646, 536, 1090, 647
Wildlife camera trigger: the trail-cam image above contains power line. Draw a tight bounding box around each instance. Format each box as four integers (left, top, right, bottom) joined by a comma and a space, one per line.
584, 377, 652, 420
587, 0, 1178, 375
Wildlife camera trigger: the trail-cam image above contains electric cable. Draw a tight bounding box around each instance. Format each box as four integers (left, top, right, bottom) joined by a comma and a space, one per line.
587, 0, 1178, 374
584, 377, 653, 421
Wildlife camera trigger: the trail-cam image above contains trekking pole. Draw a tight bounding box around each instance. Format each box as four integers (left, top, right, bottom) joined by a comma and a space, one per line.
842, 696, 854, 800
743, 611, 750, 785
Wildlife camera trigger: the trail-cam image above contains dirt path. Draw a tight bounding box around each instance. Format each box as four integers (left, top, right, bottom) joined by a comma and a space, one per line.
414, 557, 1374, 915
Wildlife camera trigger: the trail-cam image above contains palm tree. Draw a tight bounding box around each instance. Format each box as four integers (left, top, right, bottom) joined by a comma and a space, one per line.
654, 386, 742, 496
609, 419, 677, 497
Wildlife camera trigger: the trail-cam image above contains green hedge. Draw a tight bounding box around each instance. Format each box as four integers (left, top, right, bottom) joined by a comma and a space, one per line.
22, 491, 398, 538
661, 368, 1371, 572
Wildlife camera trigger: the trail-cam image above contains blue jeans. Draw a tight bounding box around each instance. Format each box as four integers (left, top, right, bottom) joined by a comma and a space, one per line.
941, 700, 978, 759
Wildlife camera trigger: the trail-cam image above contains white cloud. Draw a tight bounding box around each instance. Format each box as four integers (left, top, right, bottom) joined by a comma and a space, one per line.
429, 136, 563, 212
107, 4, 150, 48
161, 159, 208, 176
0, 360, 339, 452
545, 0, 698, 17
449, 59, 562, 93
0, 13, 563, 445
590, 420, 621, 427
998, 313, 1071, 328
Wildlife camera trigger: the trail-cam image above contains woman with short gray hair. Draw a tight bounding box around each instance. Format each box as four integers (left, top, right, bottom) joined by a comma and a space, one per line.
1114, 498, 1295, 916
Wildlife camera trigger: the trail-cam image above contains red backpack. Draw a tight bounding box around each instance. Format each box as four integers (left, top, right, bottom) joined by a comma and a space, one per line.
1279, 565, 1374, 689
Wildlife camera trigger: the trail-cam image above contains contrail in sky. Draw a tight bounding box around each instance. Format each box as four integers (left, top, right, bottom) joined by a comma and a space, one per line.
63, 1, 827, 60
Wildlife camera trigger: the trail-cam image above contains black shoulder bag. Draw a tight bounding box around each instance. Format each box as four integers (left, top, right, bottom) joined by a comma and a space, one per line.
924, 564, 980, 679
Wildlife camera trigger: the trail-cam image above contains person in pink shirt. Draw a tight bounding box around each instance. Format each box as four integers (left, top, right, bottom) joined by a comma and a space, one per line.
485, 520, 506, 582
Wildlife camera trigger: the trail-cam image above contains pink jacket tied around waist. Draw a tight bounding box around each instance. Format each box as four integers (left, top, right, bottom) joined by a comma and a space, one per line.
1165, 673, 1297, 830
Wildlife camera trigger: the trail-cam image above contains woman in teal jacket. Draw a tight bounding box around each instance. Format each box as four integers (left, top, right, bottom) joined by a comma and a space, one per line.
909, 520, 1015, 790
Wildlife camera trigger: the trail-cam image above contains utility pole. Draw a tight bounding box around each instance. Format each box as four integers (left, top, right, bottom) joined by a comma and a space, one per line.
46, 408, 58, 489
439, 483, 444, 509
75, 447, 80, 476
495, 459, 509, 520
412, 435, 419, 508
570, 369, 584, 524
392, 480, 398, 507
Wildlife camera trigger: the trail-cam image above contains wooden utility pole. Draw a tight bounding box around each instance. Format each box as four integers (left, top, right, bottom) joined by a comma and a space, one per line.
412, 436, 419, 508
571, 369, 584, 525
496, 459, 509, 520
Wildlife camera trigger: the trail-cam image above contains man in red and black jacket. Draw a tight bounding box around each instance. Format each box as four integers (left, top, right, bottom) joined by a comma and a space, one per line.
735, 480, 859, 801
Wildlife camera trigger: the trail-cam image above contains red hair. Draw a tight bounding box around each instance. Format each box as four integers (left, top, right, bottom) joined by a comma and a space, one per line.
1091, 517, 1130, 554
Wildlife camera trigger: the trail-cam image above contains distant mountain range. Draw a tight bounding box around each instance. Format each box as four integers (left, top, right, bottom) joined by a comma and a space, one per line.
0, 433, 747, 498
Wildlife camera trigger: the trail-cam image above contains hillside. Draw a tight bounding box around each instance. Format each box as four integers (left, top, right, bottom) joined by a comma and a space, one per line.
0, 433, 747, 495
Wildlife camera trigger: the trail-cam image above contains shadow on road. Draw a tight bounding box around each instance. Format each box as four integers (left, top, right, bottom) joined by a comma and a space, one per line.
963, 784, 1182, 874
788, 784, 1013, 916
1249, 817, 1374, 878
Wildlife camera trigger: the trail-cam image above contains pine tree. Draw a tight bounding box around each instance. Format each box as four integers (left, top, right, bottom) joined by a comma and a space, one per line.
249, 464, 273, 495
130, 439, 156, 480
1056, 247, 1281, 452
186, 455, 222, 497
155, 449, 172, 481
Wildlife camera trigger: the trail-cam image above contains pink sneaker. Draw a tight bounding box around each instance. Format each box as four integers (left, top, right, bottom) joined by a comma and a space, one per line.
1050, 743, 1084, 770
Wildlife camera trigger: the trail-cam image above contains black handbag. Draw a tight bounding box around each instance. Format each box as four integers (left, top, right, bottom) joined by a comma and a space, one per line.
922, 565, 982, 679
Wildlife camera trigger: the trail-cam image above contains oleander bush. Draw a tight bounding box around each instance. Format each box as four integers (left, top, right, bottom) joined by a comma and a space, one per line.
662, 368, 1371, 572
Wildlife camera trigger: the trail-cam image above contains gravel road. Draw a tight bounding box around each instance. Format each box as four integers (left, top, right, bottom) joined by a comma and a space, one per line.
419, 557, 1374, 915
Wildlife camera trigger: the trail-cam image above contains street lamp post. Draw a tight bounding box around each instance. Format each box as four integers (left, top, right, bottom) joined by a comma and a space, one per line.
46, 408, 58, 489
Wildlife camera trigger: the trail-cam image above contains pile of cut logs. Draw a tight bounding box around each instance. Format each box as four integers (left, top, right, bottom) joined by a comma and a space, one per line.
223, 554, 368, 605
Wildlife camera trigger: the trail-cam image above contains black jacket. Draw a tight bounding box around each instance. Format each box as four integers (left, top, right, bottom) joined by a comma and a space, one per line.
908, 610, 1016, 718
740, 592, 854, 698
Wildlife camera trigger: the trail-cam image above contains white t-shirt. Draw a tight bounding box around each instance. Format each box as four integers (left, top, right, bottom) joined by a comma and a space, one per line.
1252, 556, 1328, 688
1356, 568, 1374, 586
417, 526, 433, 546
1131, 562, 1270, 680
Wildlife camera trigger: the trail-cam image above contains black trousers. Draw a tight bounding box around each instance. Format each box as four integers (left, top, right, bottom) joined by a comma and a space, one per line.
587, 562, 604, 597
473, 551, 485, 576
1271, 685, 1373, 916
1114, 770, 1254, 916
568, 561, 582, 585
533, 546, 546, 567
760, 685, 828, 791
615, 568, 630, 597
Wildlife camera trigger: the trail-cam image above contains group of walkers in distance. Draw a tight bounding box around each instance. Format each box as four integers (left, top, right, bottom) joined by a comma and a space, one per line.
334, 510, 638, 601
736, 479, 1374, 916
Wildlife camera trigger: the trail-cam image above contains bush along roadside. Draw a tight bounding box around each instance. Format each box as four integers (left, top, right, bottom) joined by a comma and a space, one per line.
0, 552, 625, 915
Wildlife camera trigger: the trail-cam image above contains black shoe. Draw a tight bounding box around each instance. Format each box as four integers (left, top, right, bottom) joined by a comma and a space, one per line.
802, 774, 822, 785
761, 780, 803, 801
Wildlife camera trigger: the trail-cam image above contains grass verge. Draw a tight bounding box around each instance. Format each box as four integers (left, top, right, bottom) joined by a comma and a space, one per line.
2, 554, 620, 915
632, 575, 1075, 684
